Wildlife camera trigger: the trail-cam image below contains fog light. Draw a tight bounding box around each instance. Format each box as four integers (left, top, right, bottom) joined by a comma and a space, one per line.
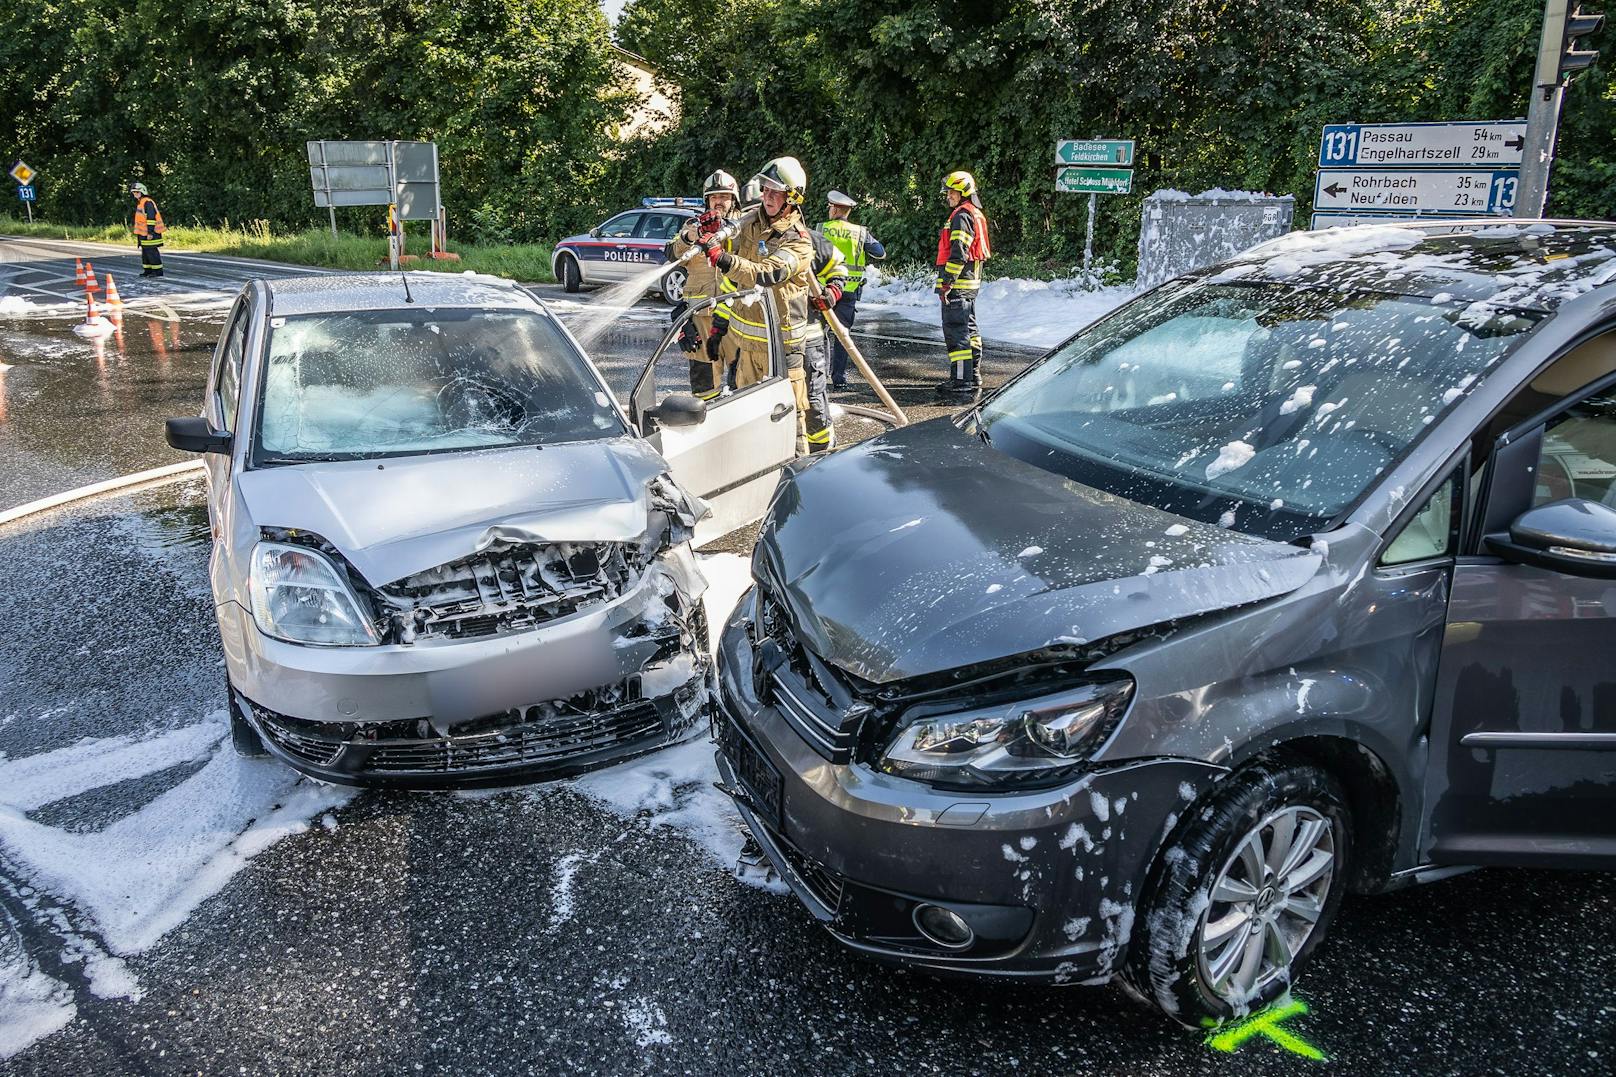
913, 903, 975, 950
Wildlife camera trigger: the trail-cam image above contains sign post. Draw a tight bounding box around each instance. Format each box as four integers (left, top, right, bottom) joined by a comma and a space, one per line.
1055, 142, 1136, 272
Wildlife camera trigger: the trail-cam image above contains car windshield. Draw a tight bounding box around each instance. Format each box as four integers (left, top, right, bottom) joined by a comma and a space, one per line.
979, 279, 1542, 539
254, 307, 623, 462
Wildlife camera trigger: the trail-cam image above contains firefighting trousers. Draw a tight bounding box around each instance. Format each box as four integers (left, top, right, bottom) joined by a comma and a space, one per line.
941, 292, 981, 385
682, 309, 738, 400
139, 239, 164, 275
800, 336, 833, 454
828, 293, 859, 384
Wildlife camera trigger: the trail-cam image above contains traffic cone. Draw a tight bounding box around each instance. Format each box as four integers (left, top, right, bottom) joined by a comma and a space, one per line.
85, 292, 98, 325
74, 258, 86, 285
104, 274, 123, 307
84, 262, 99, 292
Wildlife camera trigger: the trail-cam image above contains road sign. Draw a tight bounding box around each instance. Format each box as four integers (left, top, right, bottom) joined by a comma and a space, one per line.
1313, 169, 1516, 214
10, 160, 35, 186
1318, 120, 1526, 169
1056, 166, 1133, 195
1056, 139, 1134, 166
16, 184, 35, 202
1309, 210, 1479, 229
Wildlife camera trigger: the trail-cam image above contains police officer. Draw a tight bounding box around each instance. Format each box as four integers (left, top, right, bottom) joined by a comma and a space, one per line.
665, 171, 742, 400
935, 170, 991, 398
697, 157, 816, 454
817, 190, 885, 389
129, 182, 165, 277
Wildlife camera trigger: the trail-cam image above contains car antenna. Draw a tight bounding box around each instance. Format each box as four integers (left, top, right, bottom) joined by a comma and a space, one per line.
400, 272, 414, 303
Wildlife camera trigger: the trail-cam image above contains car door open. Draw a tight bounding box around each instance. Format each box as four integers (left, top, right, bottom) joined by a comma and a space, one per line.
629, 289, 797, 545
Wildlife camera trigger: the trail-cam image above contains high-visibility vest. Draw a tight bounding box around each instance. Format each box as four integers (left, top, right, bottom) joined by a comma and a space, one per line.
134, 197, 166, 243
818, 219, 870, 293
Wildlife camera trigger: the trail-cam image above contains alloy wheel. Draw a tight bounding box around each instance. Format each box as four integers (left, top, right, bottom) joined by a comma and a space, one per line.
1196, 805, 1336, 1004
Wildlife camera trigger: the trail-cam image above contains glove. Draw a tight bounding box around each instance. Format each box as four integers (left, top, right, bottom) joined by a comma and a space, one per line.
936, 283, 952, 301
810, 284, 842, 311
705, 327, 726, 362
705, 243, 725, 267
668, 299, 688, 322
696, 210, 723, 238
677, 321, 702, 353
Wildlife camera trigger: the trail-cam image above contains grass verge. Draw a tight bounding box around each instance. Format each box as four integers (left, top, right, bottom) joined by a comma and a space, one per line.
0, 217, 556, 283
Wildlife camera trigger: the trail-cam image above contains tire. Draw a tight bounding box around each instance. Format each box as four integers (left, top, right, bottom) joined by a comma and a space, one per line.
559, 254, 582, 293
1127, 762, 1350, 1026
661, 265, 687, 304
227, 682, 268, 758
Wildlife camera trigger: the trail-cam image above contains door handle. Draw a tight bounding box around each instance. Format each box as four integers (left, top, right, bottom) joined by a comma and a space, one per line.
770, 403, 793, 421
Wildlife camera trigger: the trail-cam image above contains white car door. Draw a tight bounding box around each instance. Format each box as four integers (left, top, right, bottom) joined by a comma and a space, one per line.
630, 289, 797, 545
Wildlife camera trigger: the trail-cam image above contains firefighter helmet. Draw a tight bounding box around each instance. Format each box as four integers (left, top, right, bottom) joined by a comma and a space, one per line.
703, 170, 740, 204
128, 182, 149, 196
755, 156, 808, 206
941, 171, 977, 198
741, 176, 763, 206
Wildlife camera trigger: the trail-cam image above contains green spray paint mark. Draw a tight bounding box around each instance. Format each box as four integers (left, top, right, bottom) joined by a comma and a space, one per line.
1206, 998, 1326, 1061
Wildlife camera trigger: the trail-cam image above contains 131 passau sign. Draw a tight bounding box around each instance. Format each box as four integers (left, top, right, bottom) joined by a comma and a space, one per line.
1319, 121, 1526, 169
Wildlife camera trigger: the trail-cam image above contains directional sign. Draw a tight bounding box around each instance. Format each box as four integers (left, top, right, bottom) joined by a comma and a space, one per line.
10, 160, 35, 186
1056, 139, 1134, 166
16, 184, 35, 203
1314, 169, 1516, 215
1309, 210, 1479, 229
1319, 120, 1525, 169
1056, 166, 1133, 195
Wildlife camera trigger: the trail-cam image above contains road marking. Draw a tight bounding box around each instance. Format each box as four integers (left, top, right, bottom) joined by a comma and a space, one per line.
0, 461, 206, 528
1206, 998, 1326, 1061
0, 234, 338, 276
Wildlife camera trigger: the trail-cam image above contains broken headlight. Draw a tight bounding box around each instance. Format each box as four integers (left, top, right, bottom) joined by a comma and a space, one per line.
880, 675, 1134, 788
249, 542, 380, 647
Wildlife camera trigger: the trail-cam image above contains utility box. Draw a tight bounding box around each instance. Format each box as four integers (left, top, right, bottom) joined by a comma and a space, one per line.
1136, 191, 1295, 291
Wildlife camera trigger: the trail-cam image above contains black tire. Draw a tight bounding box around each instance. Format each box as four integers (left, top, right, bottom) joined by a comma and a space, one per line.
227, 683, 268, 758
661, 265, 687, 304
560, 254, 582, 293
1126, 762, 1351, 1026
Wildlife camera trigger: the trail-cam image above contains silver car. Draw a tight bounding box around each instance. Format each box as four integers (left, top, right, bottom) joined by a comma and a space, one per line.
166, 273, 799, 786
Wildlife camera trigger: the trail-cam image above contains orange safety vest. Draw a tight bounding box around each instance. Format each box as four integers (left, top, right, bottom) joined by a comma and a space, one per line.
935, 202, 990, 265
134, 197, 166, 241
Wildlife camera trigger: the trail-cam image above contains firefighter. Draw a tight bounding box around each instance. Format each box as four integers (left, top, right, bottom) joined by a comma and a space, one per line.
696, 156, 816, 454
665, 170, 743, 400
129, 182, 166, 277
816, 190, 885, 388
935, 170, 991, 398
801, 230, 850, 452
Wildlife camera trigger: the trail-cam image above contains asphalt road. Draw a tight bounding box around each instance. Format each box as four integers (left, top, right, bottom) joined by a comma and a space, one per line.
1, 235, 1613, 1075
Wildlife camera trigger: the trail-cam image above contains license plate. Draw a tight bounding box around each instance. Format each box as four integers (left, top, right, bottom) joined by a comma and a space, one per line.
720, 719, 783, 829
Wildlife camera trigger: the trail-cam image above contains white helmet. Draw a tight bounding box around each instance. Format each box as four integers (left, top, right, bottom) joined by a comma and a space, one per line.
741, 176, 763, 206
755, 156, 808, 206
703, 169, 740, 204
129, 182, 149, 196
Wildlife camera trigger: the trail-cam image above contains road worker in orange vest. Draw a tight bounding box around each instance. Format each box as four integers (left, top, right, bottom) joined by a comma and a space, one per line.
129, 182, 166, 278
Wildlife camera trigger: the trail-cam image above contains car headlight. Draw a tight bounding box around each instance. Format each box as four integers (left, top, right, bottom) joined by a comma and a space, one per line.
880, 675, 1134, 788
248, 541, 380, 646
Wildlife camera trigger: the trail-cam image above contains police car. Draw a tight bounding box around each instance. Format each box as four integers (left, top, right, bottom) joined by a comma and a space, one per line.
551, 198, 702, 303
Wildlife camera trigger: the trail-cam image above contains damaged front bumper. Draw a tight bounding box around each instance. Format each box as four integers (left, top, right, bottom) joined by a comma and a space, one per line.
222, 544, 713, 788
713, 587, 1223, 984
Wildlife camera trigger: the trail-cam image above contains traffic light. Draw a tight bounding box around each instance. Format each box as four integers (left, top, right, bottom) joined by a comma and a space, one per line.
1559, 4, 1604, 79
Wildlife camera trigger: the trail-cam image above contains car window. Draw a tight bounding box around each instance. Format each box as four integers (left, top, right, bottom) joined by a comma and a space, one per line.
636, 212, 682, 240
598, 213, 640, 239
979, 279, 1542, 540
1533, 393, 1616, 507
215, 308, 247, 432
1381, 473, 1458, 566
254, 308, 624, 462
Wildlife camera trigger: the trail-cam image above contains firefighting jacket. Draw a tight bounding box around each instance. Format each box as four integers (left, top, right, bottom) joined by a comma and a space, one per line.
935, 202, 989, 290
804, 231, 850, 344
713, 207, 815, 355
666, 211, 740, 306
133, 197, 166, 245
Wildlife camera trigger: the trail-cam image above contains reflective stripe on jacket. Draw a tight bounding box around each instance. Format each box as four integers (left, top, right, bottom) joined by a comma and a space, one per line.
714, 208, 814, 355
817, 219, 882, 294
935, 203, 989, 290
133, 197, 166, 242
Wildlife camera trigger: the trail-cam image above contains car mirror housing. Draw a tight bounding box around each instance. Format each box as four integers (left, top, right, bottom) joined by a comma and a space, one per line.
165, 416, 233, 455
1486, 497, 1616, 578
588, 227, 601, 238
648, 394, 708, 429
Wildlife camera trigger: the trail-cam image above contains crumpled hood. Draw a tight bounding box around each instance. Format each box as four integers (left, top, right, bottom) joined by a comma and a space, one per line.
757, 418, 1322, 684
236, 438, 677, 584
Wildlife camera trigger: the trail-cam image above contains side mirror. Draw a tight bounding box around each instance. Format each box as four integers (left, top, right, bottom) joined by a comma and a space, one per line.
589, 227, 601, 238
647, 394, 708, 429
166, 416, 233, 455
1485, 497, 1616, 578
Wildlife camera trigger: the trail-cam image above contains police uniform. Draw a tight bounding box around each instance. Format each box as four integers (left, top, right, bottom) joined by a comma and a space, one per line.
816, 191, 885, 387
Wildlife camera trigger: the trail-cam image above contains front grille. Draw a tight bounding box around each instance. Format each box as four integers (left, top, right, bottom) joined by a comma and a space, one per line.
755, 591, 867, 763
249, 689, 685, 778
383, 541, 643, 641
773, 828, 844, 913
